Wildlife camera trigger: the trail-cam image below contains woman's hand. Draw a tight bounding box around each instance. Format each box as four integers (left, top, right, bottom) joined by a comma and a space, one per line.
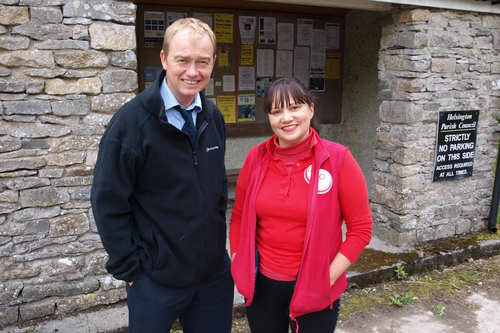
329, 253, 352, 287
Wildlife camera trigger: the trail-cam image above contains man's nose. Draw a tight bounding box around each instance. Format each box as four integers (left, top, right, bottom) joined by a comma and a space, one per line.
186, 62, 197, 76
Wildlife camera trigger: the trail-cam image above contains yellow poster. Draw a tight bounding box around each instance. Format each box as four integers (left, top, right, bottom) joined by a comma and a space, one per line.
215, 13, 233, 43
241, 45, 253, 65
325, 53, 340, 79
217, 95, 236, 123
218, 49, 229, 67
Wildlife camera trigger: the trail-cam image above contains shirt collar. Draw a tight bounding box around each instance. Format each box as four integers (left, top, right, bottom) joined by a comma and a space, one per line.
160, 77, 202, 113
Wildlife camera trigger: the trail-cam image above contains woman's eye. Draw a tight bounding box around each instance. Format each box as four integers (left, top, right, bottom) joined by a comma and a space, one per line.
271, 110, 281, 116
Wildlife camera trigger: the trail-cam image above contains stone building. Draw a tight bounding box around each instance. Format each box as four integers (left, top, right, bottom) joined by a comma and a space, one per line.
0, 0, 499, 326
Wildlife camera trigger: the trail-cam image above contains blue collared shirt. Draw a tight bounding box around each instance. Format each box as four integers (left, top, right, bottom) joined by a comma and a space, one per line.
160, 78, 202, 130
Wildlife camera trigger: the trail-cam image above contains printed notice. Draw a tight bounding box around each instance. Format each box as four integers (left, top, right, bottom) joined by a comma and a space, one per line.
257, 49, 274, 77
239, 16, 256, 44
294, 46, 310, 88
204, 78, 215, 96
167, 12, 187, 26
259, 17, 276, 44
326, 23, 340, 49
276, 50, 293, 78
218, 49, 229, 67
433, 110, 479, 182
217, 95, 236, 124
145, 66, 163, 83
194, 12, 213, 30
311, 29, 326, 74
241, 45, 254, 65
215, 13, 233, 43
325, 53, 340, 79
297, 18, 313, 46
278, 23, 294, 50
256, 78, 273, 97
239, 66, 256, 91
222, 75, 235, 92
144, 12, 165, 42
238, 94, 256, 122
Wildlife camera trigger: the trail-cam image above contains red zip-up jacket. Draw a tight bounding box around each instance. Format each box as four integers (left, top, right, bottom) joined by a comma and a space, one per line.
230, 129, 372, 321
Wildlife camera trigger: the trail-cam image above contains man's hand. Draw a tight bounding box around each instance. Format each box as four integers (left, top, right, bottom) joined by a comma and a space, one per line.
129, 281, 133, 286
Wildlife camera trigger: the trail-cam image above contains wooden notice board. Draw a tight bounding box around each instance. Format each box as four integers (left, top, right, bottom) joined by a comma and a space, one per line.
137, 5, 345, 137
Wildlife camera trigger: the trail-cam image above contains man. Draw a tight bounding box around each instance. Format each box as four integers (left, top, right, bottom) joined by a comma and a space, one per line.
91, 18, 233, 333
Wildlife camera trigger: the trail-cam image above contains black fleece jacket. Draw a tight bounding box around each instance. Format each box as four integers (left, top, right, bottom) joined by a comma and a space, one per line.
91, 71, 228, 287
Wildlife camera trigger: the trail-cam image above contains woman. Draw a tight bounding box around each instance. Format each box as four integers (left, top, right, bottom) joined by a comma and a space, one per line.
230, 77, 373, 333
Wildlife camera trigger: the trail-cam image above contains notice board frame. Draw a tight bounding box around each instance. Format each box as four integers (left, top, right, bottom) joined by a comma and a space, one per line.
136, 4, 345, 137
433, 110, 479, 182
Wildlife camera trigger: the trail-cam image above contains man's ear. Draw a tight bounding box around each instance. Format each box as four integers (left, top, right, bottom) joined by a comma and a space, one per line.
160, 50, 168, 71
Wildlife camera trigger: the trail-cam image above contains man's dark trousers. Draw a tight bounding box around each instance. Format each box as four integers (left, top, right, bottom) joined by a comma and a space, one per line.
126, 253, 234, 333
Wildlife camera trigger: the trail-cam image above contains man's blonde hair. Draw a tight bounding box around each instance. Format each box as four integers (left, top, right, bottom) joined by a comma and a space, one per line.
162, 17, 217, 57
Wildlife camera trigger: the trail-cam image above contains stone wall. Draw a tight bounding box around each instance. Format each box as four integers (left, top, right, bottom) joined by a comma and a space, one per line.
372, 7, 499, 246
0, 0, 137, 326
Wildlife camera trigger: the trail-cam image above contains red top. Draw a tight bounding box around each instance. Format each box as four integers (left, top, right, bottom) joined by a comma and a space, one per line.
230, 129, 373, 319
232, 132, 371, 276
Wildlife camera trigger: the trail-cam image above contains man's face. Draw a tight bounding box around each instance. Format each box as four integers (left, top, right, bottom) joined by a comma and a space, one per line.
160, 29, 215, 107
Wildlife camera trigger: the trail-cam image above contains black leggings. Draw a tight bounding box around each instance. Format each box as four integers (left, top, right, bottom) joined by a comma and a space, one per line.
245, 272, 340, 333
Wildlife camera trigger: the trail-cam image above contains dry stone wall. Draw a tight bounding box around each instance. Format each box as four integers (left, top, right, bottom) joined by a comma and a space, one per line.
0, 0, 137, 326
373, 7, 500, 246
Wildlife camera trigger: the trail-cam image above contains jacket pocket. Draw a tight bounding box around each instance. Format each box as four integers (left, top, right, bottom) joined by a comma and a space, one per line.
151, 226, 170, 270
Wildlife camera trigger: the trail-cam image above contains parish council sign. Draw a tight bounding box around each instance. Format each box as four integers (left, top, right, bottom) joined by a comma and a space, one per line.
433, 110, 479, 182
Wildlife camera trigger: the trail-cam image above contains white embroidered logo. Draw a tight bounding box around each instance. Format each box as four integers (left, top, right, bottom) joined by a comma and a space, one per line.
304, 165, 333, 194
206, 146, 219, 152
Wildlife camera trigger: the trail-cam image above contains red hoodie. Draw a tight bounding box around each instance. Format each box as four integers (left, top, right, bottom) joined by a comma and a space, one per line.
230, 129, 372, 321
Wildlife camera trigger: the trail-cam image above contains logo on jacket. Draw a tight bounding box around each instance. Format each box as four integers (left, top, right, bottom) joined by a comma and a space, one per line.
206, 146, 219, 152
304, 165, 333, 194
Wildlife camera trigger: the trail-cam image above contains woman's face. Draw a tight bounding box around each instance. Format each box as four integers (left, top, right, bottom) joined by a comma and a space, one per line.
268, 94, 314, 148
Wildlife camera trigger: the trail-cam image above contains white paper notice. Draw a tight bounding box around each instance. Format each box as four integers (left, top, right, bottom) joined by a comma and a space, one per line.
277, 23, 294, 50
144, 12, 165, 41
276, 50, 293, 78
311, 29, 326, 74
205, 78, 215, 96
297, 18, 313, 46
239, 66, 256, 91
223, 75, 235, 92
194, 12, 213, 30
294, 47, 310, 88
326, 23, 340, 49
258, 17, 276, 44
257, 49, 274, 77
167, 12, 187, 26
239, 16, 256, 45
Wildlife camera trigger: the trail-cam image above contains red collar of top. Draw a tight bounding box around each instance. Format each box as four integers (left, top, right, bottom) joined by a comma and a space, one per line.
265, 128, 318, 162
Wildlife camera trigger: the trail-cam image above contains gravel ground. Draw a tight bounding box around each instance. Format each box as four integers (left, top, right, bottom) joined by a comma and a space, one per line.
228, 254, 500, 333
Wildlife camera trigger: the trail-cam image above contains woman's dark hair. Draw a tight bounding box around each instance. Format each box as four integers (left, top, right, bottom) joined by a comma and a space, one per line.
262, 77, 321, 134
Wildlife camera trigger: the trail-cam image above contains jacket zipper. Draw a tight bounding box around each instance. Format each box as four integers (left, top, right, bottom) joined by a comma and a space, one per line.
288, 153, 329, 328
